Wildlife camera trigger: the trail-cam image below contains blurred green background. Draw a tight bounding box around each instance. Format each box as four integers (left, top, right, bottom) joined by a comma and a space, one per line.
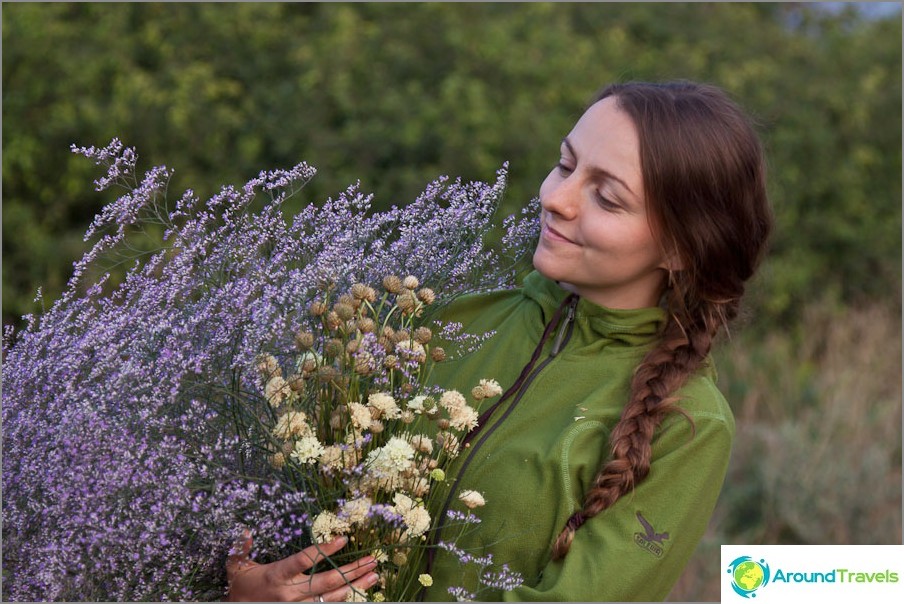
3, 2, 901, 601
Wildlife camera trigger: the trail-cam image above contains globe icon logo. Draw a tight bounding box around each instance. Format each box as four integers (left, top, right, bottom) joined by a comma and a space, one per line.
727, 556, 771, 598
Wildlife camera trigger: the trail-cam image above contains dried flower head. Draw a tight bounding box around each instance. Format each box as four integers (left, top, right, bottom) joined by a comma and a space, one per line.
402, 275, 420, 290
265, 375, 294, 408
312, 511, 351, 544
256, 353, 281, 379
348, 402, 373, 431
295, 330, 315, 350
416, 288, 436, 305
413, 326, 432, 344
273, 410, 313, 440
458, 490, 486, 509
382, 275, 403, 294
368, 392, 401, 420
291, 436, 325, 465
310, 300, 329, 317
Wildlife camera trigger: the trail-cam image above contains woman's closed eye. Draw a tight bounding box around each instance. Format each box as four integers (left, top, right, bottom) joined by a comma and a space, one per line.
556, 161, 574, 175
594, 190, 622, 211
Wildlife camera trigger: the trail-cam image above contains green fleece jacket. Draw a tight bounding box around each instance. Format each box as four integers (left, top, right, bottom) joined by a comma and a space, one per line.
421, 271, 734, 602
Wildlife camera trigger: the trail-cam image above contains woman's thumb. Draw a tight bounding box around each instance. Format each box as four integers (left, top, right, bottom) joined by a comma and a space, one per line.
225, 528, 253, 574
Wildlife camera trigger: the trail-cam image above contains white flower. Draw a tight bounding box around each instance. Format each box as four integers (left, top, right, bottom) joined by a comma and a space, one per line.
318, 445, 346, 471
348, 402, 372, 431
393, 493, 431, 538
264, 375, 294, 408
407, 395, 427, 413
256, 353, 281, 378
366, 437, 416, 476
371, 549, 389, 563
311, 511, 350, 543
340, 496, 372, 526
439, 390, 467, 411
291, 436, 325, 465
449, 405, 479, 432
479, 378, 503, 398
458, 490, 486, 509
368, 392, 401, 419
408, 433, 433, 454
439, 432, 461, 458
272, 410, 312, 439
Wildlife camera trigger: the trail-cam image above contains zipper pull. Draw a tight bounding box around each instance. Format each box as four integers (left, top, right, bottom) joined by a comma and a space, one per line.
550, 297, 578, 357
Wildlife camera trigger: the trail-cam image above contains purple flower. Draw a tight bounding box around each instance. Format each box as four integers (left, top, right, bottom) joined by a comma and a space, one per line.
2, 139, 536, 600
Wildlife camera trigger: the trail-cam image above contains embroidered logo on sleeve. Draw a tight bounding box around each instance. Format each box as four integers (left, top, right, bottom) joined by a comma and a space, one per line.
634, 511, 670, 558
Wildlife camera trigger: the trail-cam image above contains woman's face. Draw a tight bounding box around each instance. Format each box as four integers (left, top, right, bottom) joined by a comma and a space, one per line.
533, 96, 668, 309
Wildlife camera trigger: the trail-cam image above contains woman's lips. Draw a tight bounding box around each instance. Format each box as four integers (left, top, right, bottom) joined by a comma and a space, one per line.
542, 223, 578, 245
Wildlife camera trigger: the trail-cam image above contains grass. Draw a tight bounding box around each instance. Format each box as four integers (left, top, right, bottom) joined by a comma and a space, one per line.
668, 300, 903, 601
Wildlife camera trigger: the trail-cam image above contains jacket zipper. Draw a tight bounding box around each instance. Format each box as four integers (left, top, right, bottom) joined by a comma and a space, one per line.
420, 294, 579, 594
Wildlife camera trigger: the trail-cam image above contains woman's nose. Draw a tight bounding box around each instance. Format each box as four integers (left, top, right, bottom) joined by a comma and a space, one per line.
540, 174, 580, 220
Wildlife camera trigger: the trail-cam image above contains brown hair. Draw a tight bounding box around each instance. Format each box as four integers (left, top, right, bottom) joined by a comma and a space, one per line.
551, 80, 773, 560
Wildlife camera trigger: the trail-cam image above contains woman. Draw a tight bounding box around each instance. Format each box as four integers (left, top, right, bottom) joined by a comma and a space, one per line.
225, 80, 773, 602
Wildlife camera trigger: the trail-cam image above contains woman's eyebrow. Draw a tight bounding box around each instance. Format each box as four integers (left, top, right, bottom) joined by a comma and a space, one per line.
562, 137, 636, 197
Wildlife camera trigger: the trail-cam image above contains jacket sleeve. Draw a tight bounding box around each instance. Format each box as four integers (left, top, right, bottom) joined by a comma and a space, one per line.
504, 409, 733, 602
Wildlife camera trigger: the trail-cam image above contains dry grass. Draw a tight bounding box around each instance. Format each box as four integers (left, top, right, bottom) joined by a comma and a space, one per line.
668, 301, 902, 601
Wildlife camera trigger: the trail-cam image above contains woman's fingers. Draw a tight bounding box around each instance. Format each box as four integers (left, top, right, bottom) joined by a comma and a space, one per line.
226, 533, 380, 602
225, 529, 258, 575
318, 570, 381, 602
274, 536, 350, 578
283, 554, 380, 601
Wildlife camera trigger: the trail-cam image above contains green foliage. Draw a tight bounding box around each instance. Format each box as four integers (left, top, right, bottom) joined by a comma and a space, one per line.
3, 3, 901, 332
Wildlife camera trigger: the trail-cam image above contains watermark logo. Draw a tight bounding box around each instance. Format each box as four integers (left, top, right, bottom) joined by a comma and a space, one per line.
727, 555, 771, 598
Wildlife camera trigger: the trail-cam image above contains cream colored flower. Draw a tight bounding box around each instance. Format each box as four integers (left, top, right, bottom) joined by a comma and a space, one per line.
408, 434, 434, 454
256, 353, 281, 378
344, 588, 367, 602
418, 574, 434, 587
458, 490, 486, 509
371, 549, 389, 564
348, 402, 373, 431
449, 405, 479, 432
396, 340, 427, 363
407, 396, 427, 413
438, 432, 461, 458
479, 378, 503, 398
291, 436, 325, 465
269, 452, 286, 469
272, 410, 312, 440
311, 511, 350, 543
392, 551, 408, 566
393, 493, 431, 539
264, 375, 294, 408
340, 496, 372, 526
439, 390, 467, 412
366, 437, 415, 476
368, 392, 401, 419
404, 507, 430, 537
319, 444, 346, 471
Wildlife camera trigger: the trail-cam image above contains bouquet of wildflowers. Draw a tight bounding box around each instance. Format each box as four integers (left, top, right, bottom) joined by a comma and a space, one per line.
2, 139, 537, 601
247, 273, 518, 601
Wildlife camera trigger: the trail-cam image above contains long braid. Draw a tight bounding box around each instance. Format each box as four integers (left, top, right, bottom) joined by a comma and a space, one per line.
551, 293, 735, 561
549, 79, 771, 561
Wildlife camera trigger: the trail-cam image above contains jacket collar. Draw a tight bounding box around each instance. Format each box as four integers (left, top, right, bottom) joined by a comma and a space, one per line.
521, 270, 667, 347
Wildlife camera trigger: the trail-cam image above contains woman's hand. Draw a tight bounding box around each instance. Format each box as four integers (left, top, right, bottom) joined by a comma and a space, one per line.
225, 530, 380, 602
